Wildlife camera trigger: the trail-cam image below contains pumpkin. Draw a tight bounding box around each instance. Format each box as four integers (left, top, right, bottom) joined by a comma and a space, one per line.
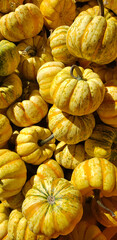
66, 4, 117, 65
0, 73, 22, 109
103, 227, 117, 240
71, 157, 117, 197
103, 0, 117, 14
17, 32, 53, 81
50, 65, 105, 116
55, 141, 85, 169
2, 191, 24, 210
0, 149, 27, 200
0, 3, 44, 42
48, 104, 95, 144
49, 26, 77, 65
22, 177, 83, 238
84, 123, 117, 160
0, 40, 20, 76
97, 80, 117, 128
91, 196, 117, 227
37, 61, 65, 104
24, 0, 43, 8
0, 14, 4, 41
40, 0, 76, 30
0, 203, 10, 240
0, 0, 24, 13
1, 234, 9, 240
76, 0, 97, 15
8, 209, 50, 240
6, 89, 48, 127
22, 159, 64, 196
15, 126, 56, 165
0, 114, 12, 149
90, 64, 117, 83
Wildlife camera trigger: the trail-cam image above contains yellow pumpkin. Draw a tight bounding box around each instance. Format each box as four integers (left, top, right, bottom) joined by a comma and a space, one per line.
48, 104, 95, 144
55, 141, 85, 169
15, 126, 56, 165
0, 0, 24, 13
66, 6, 117, 65
103, 0, 117, 14
76, 0, 97, 15
24, 0, 43, 8
2, 191, 24, 210
0, 114, 12, 149
50, 65, 105, 116
0, 3, 44, 42
90, 64, 117, 83
0, 149, 27, 200
0, 203, 10, 240
22, 177, 83, 238
40, 0, 76, 30
71, 157, 117, 197
37, 61, 65, 104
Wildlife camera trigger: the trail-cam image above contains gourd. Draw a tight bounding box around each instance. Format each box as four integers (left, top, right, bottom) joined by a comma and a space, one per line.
97, 80, 117, 128
0, 114, 12, 149
55, 141, 85, 169
15, 126, 56, 165
48, 104, 95, 144
0, 3, 44, 42
37, 61, 65, 104
90, 64, 117, 83
6, 89, 48, 127
49, 26, 77, 65
24, 0, 43, 8
40, 0, 76, 30
50, 65, 105, 116
0, 149, 27, 200
0, 0, 24, 13
0, 73, 22, 109
103, 0, 117, 14
71, 157, 117, 197
0, 203, 10, 240
66, 2, 117, 65
0, 40, 20, 76
2, 191, 24, 210
22, 177, 83, 238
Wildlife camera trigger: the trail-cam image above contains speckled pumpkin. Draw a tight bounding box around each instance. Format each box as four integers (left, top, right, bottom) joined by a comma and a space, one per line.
97, 80, 117, 128
49, 26, 77, 65
15, 126, 56, 165
48, 104, 95, 144
0, 149, 27, 200
37, 61, 65, 104
0, 3, 44, 42
6, 89, 48, 127
55, 141, 85, 169
0, 0, 24, 13
0, 73, 22, 109
0, 40, 20, 76
0, 114, 12, 149
66, 6, 117, 65
50, 66, 105, 116
22, 177, 83, 238
40, 0, 76, 30
71, 157, 117, 197
0, 203, 10, 240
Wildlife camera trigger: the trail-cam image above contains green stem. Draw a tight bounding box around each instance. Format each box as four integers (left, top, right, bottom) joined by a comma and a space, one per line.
38, 133, 54, 146
22, 46, 37, 57
70, 65, 82, 81
97, 0, 104, 16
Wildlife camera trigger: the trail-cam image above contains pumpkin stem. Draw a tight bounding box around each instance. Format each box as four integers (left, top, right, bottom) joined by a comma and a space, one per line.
70, 65, 82, 80
97, 0, 104, 16
22, 46, 37, 57
38, 133, 54, 146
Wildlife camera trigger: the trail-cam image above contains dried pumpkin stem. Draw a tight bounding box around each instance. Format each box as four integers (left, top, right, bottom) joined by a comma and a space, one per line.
38, 133, 54, 146
97, 0, 104, 16
22, 46, 37, 57
70, 65, 82, 80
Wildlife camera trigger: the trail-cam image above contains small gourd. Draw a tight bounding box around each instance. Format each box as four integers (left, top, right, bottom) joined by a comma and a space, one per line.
0, 203, 10, 240
0, 114, 12, 149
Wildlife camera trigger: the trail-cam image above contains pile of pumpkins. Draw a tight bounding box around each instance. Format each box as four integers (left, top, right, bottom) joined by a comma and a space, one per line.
0, 0, 117, 239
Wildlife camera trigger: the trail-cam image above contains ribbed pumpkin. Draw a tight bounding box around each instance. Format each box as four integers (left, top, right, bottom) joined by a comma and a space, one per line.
76, 0, 97, 15
15, 126, 56, 165
1, 234, 9, 240
0, 3, 44, 42
84, 123, 117, 160
37, 61, 65, 104
0, 13, 4, 41
0, 114, 12, 149
2, 191, 24, 210
55, 141, 85, 169
48, 104, 95, 144
50, 65, 105, 116
0, 73, 22, 109
8, 209, 50, 240
91, 196, 117, 227
66, 5, 117, 65
90, 64, 117, 83
0, 149, 27, 200
6, 89, 48, 127
17, 33, 53, 81
0, 0, 24, 13
0, 40, 20, 76
103, 0, 117, 14
97, 80, 117, 128
0, 203, 10, 240
71, 157, 117, 197
24, 0, 43, 8
49, 26, 77, 65
102, 227, 117, 240
40, 0, 76, 30
22, 159, 64, 196
22, 177, 83, 238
